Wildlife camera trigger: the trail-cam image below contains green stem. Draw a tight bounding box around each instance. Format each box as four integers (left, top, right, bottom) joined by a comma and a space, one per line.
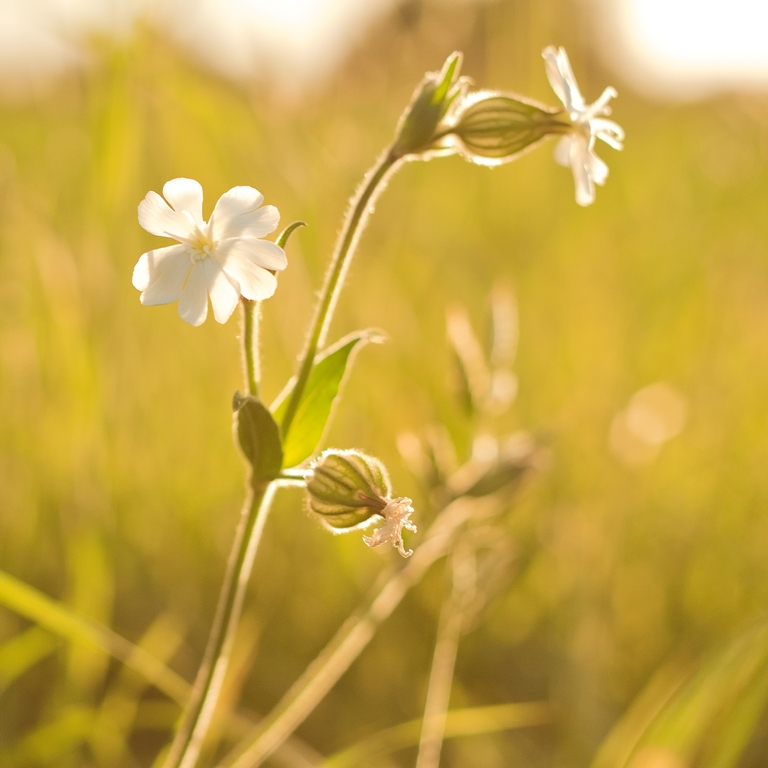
280, 149, 401, 438
218, 495, 501, 768
241, 299, 261, 398
163, 483, 276, 768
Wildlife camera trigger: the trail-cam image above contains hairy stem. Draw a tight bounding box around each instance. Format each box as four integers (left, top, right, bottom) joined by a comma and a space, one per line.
163, 483, 277, 768
280, 149, 401, 438
163, 277, 279, 768
219, 496, 502, 768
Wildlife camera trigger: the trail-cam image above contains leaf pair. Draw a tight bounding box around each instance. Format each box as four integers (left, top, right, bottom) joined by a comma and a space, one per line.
234, 330, 382, 485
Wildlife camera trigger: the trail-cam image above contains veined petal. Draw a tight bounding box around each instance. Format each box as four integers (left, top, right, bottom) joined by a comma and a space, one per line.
218, 237, 287, 273
138, 191, 191, 238
204, 260, 241, 323
211, 186, 268, 239
219, 246, 279, 301
139, 247, 192, 306
163, 178, 204, 225
132, 244, 187, 291
178, 262, 210, 326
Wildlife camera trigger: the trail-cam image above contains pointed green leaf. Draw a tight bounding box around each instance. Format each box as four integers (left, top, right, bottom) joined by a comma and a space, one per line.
271, 330, 383, 468
233, 394, 284, 486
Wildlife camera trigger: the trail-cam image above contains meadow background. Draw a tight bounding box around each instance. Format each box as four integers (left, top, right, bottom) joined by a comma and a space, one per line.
2, 0, 768, 765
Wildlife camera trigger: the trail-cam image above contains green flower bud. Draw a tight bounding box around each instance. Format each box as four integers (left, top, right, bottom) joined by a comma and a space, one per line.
306, 449, 417, 558
391, 52, 469, 160
306, 450, 391, 529
450, 91, 570, 166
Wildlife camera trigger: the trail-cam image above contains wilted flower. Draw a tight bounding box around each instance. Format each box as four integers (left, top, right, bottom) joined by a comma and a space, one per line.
542, 46, 624, 206
362, 497, 417, 558
305, 449, 417, 558
133, 178, 287, 326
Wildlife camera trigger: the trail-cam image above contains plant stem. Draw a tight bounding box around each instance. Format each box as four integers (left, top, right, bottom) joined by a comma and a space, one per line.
280, 149, 401, 439
415, 548, 475, 768
163, 483, 277, 768
219, 496, 502, 768
241, 299, 261, 398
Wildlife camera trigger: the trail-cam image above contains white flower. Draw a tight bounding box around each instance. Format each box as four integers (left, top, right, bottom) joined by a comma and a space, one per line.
133, 178, 287, 326
362, 497, 418, 558
542, 46, 624, 206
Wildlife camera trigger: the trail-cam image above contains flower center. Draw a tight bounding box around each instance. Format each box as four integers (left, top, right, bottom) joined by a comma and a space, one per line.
188, 224, 216, 263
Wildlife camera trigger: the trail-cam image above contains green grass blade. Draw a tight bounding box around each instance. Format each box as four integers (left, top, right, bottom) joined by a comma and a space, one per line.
321, 701, 553, 768
0, 626, 60, 696
0, 569, 189, 704
593, 617, 768, 768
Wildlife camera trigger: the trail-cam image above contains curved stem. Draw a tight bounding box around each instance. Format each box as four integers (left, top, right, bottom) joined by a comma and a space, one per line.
280, 149, 401, 438
241, 299, 261, 398
163, 483, 277, 768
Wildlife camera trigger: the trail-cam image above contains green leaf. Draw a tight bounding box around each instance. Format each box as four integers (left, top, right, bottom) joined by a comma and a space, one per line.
233, 394, 284, 485
271, 330, 383, 468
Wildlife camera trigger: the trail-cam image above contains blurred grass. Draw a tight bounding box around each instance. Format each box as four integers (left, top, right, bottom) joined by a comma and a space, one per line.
2, 0, 768, 765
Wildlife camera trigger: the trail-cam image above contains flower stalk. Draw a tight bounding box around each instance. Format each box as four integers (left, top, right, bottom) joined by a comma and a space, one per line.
279, 150, 400, 440
241, 299, 261, 398
163, 484, 277, 768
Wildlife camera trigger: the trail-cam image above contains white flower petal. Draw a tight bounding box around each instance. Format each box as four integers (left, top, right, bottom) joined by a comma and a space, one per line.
219, 236, 287, 272
211, 186, 269, 239
205, 261, 241, 323
593, 118, 625, 150
133, 244, 187, 291
588, 151, 609, 186
139, 247, 192, 306
177, 262, 210, 326
138, 191, 191, 238
553, 135, 572, 168
572, 164, 595, 207
220, 248, 278, 301
218, 205, 280, 241
163, 178, 204, 225
542, 46, 567, 106
556, 47, 585, 112
566, 136, 594, 206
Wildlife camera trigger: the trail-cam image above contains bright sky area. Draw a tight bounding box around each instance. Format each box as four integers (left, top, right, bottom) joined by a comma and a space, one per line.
0, 0, 766, 99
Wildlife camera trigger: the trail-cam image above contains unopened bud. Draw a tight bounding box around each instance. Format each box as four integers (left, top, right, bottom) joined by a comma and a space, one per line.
391, 52, 469, 160
306, 449, 418, 557
450, 91, 570, 166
